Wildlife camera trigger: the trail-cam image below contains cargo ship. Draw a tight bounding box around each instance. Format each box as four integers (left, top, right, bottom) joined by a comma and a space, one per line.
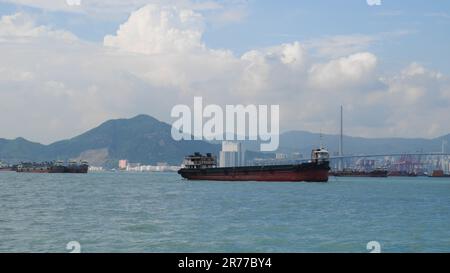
16, 161, 89, 173
387, 171, 419, 177
0, 165, 14, 171
330, 168, 388, 177
0, 162, 15, 171
178, 148, 330, 182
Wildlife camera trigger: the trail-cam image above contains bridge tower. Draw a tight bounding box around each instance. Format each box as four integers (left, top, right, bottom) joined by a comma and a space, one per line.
338, 105, 344, 171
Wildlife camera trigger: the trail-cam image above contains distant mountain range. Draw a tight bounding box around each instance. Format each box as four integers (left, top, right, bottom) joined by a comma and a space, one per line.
1, 114, 449, 167
276, 131, 449, 156
0, 115, 219, 167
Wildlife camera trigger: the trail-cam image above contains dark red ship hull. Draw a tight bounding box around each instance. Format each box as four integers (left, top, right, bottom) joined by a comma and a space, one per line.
178, 161, 330, 182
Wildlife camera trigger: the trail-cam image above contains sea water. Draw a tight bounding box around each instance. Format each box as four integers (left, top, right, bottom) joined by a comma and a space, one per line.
0, 172, 449, 253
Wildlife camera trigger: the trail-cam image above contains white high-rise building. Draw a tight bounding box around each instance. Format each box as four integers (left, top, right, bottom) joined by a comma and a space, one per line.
219, 141, 244, 167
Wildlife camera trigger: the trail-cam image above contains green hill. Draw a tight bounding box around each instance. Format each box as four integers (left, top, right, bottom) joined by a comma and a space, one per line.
1, 115, 449, 167
0, 115, 219, 167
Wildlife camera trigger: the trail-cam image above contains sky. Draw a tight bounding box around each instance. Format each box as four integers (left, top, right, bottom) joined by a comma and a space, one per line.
0, 0, 449, 144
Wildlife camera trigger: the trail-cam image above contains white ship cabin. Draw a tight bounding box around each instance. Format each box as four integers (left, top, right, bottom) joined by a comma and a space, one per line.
311, 148, 330, 163
183, 153, 217, 169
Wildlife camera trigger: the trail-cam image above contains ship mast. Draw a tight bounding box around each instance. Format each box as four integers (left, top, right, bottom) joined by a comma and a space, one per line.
319, 129, 323, 149
339, 105, 344, 171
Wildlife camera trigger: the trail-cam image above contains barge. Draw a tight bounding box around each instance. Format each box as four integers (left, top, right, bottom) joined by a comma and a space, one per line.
178, 148, 330, 182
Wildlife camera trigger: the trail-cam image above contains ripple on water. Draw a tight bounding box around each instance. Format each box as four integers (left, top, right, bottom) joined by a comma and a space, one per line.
1, 173, 450, 252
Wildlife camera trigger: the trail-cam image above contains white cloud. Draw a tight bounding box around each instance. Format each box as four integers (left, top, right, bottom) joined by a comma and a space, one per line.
305, 31, 413, 58
237, 42, 308, 98
365, 63, 450, 137
305, 34, 377, 58
0, 66, 34, 82
0, 3, 449, 144
308, 52, 377, 89
1, 0, 79, 11
0, 12, 78, 42
399, 62, 442, 79
104, 5, 206, 55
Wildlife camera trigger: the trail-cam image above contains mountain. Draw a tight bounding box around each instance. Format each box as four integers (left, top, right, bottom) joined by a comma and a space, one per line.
1, 115, 449, 167
0, 137, 47, 163
277, 130, 450, 156
0, 115, 219, 167
211, 131, 449, 157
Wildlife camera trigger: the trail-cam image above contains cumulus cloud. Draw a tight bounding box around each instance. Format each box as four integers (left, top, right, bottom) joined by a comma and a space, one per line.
104, 5, 206, 55
0, 11, 159, 142
358, 62, 450, 137
102, 4, 309, 99
0, 12, 78, 42
0, 3, 449, 144
237, 42, 308, 98
101, 5, 448, 140
308, 52, 377, 89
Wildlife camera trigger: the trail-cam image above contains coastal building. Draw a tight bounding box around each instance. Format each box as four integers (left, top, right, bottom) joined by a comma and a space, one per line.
125, 164, 180, 172
126, 163, 141, 171
219, 141, 244, 167
118, 159, 128, 170
117, 159, 180, 172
